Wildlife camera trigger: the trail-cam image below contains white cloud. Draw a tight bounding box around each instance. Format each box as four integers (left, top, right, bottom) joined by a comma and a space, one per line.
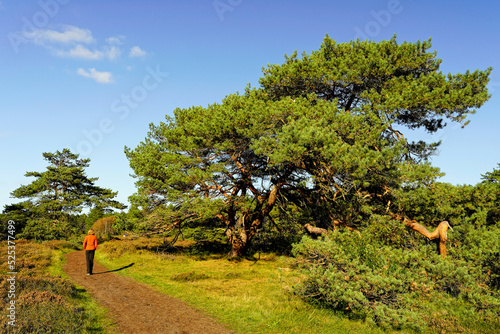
55, 45, 104, 60
19, 25, 147, 64
26, 25, 94, 46
129, 46, 147, 58
105, 46, 121, 60
52, 44, 122, 61
106, 36, 125, 45
23, 25, 105, 60
77, 68, 113, 84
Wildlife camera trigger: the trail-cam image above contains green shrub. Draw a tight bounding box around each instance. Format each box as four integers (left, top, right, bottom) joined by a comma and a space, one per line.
292, 226, 500, 332
486, 208, 500, 226
364, 214, 418, 249
292, 232, 425, 331
18, 219, 76, 241
484, 250, 500, 290
448, 223, 500, 290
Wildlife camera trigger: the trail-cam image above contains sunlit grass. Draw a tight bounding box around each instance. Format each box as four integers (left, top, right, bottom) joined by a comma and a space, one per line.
96, 238, 388, 334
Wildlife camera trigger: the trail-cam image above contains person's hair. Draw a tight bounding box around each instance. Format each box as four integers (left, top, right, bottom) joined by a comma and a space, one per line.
88, 229, 95, 235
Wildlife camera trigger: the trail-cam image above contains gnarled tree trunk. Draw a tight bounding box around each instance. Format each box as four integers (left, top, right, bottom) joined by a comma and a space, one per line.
224, 215, 263, 258
222, 181, 284, 258
225, 215, 249, 258
391, 213, 453, 257
225, 229, 249, 258
403, 219, 453, 257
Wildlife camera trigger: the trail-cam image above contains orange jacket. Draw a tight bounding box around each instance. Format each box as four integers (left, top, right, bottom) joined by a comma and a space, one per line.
83, 235, 98, 250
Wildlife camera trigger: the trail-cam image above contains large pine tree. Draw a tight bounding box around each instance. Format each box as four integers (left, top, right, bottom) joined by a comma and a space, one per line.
126, 36, 491, 257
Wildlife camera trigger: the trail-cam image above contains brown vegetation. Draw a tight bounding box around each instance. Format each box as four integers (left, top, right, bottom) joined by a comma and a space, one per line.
91, 216, 117, 237
0, 240, 111, 333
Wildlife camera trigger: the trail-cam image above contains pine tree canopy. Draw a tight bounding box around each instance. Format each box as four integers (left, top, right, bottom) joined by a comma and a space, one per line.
126, 35, 492, 257
259, 35, 491, 160
482, 163, 500, 184
11, 148, 126, 218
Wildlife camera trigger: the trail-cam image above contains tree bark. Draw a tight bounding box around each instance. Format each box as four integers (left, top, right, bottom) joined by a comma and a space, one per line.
403, 219, 452, 257
390, 213, 452, 257
226, 229, 248, 258
224, 215, 257, 258
223, 180, 285, 258
304, 223, 328, 236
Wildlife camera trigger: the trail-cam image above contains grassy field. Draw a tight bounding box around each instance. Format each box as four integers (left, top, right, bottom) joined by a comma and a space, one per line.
95, 237, 395, 334
4, 236, 497, 333
96, 235, 500, 334
1, 240, 115, 334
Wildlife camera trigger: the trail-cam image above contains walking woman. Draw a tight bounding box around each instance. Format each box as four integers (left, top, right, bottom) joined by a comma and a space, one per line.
83, 229, 98, 275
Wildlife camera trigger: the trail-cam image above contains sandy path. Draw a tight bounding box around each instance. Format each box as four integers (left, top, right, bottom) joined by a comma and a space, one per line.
63, 250, 234, 334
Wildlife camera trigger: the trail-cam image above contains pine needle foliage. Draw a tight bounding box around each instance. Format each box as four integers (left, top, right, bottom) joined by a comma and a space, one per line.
126, 35, 492, 258
292, 222, 500, 332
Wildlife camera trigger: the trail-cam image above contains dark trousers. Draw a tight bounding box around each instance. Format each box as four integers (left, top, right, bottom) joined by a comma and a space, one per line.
85, 250, 95, 274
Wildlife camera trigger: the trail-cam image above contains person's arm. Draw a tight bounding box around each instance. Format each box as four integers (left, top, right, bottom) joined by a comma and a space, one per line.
83, 237, 87, 250
93, 237, 98, 250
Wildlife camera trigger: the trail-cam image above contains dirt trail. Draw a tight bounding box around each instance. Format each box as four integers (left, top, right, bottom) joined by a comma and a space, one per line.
63, 250, 234, 334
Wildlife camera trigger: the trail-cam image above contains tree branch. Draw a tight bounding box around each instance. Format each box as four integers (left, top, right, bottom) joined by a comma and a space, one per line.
390, 213, 453, 257
403, 219, 453, 257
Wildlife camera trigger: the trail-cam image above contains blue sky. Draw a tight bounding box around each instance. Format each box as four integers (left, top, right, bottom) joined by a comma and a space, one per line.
1, 0, 499, 211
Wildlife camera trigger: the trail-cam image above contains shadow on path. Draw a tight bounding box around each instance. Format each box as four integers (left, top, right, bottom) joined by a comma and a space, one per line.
92, 263, 135, 275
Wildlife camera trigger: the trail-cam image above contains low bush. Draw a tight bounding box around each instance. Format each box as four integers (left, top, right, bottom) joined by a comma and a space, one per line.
98, 240, 138, 259
44, 239, 80, 251
292, 223, 500, 332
